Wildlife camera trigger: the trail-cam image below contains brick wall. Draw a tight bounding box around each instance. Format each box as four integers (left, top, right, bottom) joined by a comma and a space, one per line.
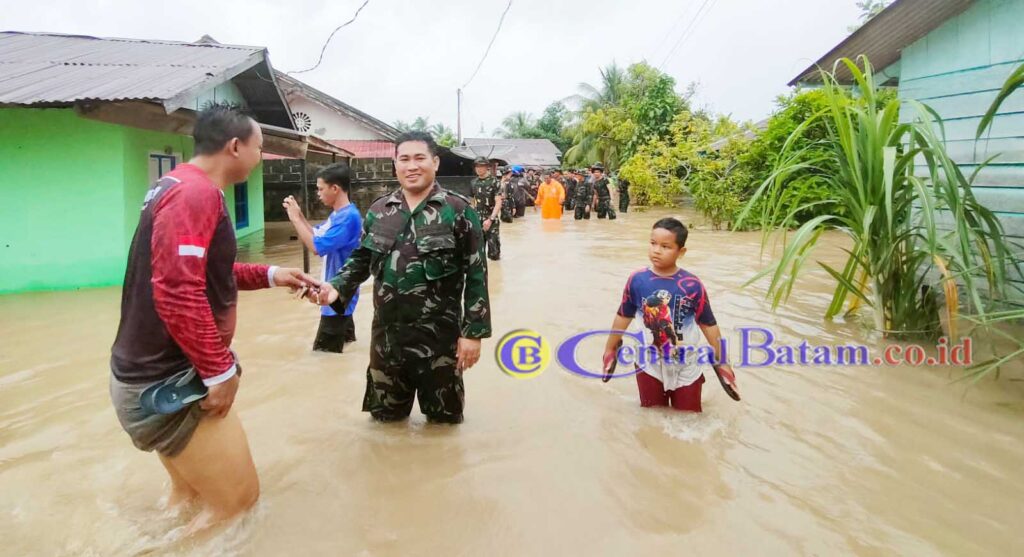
264, 159, 473, 222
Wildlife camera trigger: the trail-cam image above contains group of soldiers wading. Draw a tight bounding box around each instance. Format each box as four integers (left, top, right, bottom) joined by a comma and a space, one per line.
469, 157, 631, 261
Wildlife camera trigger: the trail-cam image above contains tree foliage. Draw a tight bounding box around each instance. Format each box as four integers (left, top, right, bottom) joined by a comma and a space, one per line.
392, 116, 456, 147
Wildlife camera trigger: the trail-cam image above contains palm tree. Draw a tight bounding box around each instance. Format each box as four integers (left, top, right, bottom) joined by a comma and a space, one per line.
429, 123, 456, 147
494, 111, 536, 138
564, 63, 629, 168
568, 63, 627, 114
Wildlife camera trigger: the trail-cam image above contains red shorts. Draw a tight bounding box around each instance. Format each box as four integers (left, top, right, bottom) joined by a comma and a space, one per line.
635, 371, 704, 412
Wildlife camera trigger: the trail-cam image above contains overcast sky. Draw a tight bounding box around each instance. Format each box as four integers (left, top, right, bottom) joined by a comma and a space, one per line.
2, 0, 862, 137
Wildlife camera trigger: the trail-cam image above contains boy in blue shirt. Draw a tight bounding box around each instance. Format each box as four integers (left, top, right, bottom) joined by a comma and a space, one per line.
283, 163, 362, 352
602, 218, 739, 411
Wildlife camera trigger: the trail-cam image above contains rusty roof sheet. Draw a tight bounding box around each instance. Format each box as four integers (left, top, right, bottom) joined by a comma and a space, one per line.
788, 0, 975, 85
0, 31, 265, 105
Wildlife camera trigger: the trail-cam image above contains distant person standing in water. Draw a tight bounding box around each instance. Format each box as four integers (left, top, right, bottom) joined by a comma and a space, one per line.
109, 104, 319, 535
617, 174, 630, 213
534, 169, 566, 219
283, 162, 363, 352
591, 163, 616, 220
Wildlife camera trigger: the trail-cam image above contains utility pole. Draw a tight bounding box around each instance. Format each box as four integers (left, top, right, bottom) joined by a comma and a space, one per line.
456, 88, 463, 144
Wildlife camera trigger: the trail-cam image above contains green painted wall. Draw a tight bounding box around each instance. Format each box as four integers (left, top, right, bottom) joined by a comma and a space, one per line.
122, 126, 195, 251
0, 107, 266, 293
0, 109, 128, 293
225, 163, 266, 239
899, 0, 1024, 239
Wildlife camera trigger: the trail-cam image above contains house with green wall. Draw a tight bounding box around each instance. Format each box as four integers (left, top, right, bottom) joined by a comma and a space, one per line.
791, 0, 1024, 295
0, 32, 344, 293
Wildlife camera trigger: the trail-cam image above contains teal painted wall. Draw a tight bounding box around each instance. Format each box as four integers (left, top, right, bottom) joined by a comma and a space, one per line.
185, 81, 248, 112
0, 109, 128, 293
899, 0, 1024, 240
898, 0, 1024, 297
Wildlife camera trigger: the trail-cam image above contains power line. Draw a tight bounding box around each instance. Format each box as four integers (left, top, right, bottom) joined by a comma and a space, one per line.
288, 0, 372, 74
648, 1, 696, 62
461, 0, 514, 90
658, 0, 717, 70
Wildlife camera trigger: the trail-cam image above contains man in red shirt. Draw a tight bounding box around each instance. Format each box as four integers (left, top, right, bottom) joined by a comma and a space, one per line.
109, 104, 318, 535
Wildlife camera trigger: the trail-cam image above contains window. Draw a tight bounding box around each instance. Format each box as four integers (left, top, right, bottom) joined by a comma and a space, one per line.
234, 182, 249, 229
148, 154, 177, 183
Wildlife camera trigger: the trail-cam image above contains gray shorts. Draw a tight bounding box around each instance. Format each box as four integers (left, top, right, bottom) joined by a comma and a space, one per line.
109, 372, 203, 457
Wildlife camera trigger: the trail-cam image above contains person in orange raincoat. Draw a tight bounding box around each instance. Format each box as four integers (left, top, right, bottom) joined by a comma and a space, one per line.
534, 169, 566, 219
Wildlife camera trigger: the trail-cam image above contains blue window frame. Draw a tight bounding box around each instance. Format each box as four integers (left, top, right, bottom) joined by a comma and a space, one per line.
149, 154, 177, 181
234, 182, 249, 229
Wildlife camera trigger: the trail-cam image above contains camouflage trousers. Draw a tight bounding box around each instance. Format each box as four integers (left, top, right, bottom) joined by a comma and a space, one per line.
483, 219, 500, 260
596, 198, 616, 219
618, 192, 629, 213
363, 332, 465, 424
574, 203, 591, 220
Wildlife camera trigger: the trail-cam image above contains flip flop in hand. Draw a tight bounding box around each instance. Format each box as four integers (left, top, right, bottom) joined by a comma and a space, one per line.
712, 364, 741, 401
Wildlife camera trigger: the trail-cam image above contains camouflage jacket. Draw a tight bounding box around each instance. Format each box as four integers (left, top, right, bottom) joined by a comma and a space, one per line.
574, 177, 594, 204
562, 177, 577, 197
593, 177, 612, 200
329, 184, 492, 351
470, 175, 501, 217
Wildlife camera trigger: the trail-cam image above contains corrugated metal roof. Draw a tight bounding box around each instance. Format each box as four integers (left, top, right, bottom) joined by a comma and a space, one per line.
462, 138, 562, 167
789, 0, 975, 85
331, 140, 395, 159
0, 31, 265, 105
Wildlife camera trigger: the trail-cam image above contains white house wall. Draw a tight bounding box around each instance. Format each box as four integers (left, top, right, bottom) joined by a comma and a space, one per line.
287, 96, 387, 141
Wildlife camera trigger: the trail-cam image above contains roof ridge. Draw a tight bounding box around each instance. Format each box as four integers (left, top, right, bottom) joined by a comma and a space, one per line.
0, 31, 262, 51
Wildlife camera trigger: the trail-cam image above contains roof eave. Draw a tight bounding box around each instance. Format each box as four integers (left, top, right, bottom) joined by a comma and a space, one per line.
276, 71, 400, 140
787, 0, 976, 86
161, 49, 267, 114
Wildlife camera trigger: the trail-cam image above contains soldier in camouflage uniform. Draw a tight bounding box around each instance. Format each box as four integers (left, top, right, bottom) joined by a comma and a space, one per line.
561, 169, 577, 212
573, 169, 594, 220
319, 132, 491, 424
499, 170, 515, 223
470, 157, 502, 260
617, 174, 630, 213
591, 163, 616, 220
511, 168, 528, 218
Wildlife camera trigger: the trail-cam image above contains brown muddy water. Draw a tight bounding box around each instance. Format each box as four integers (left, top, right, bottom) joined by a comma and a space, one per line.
2, 207, 1023, 556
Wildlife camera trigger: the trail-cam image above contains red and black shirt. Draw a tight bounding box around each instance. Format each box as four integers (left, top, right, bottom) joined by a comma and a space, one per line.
110, 164, 273, 385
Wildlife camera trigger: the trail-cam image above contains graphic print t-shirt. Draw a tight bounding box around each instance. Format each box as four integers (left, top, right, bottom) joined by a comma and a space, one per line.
617, 267, 717, 389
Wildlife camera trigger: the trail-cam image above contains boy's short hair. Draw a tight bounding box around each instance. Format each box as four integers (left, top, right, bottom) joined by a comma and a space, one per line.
317, 163, 352, 194
193, 103, 256, 155
653, 217, 688, 247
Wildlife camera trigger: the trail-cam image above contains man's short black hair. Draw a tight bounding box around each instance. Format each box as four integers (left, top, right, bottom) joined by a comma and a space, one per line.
193, 103, 256, 156
316, 162, 352, 194
394, 131, 439, 157
653, 217, 688, 247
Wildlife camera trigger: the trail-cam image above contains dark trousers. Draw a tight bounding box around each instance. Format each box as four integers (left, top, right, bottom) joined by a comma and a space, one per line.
574, 204, 591, 220
484, 219, 501, 260
313, 314, 356, 353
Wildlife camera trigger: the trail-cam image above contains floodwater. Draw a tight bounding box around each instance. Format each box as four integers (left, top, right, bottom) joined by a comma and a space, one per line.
2, 207, 1024, 556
